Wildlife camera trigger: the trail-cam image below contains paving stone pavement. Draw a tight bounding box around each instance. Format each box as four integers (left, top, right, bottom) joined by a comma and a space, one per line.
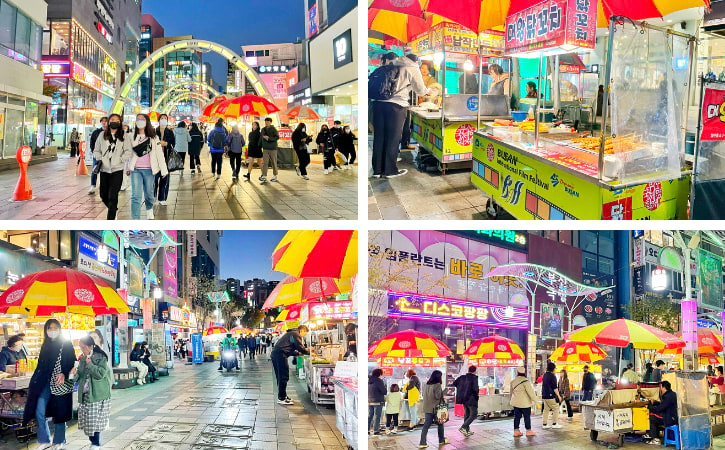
367, 137, 507, 220
370, 409, 725, 449
1, 351, 348, 449
0, 148, 357, 220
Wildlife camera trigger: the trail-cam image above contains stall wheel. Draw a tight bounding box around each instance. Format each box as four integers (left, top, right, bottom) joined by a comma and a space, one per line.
485, 199, 501, 218
590, 430, 598, 441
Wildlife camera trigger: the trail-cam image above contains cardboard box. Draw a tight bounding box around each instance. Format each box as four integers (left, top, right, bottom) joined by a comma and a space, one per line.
593, 408, 633, 432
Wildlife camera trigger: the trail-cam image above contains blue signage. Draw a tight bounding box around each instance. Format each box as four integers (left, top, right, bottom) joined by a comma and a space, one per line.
191, 333, 203, 364
127, 319, 138, 327
698, 319, 718, 329
78, 235, 118, 268
466, 96, 479, 111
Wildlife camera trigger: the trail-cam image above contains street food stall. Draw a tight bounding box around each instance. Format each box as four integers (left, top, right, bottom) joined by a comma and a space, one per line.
202, 326, 228, 360
471, 6, 694, 219
408, 22, 512, 173
550, 341, 607, 407
331, 361, 358, 450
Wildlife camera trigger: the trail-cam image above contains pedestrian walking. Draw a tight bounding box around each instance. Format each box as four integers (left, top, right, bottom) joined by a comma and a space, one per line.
338, 125, 357, 169
225, 125, 246, 180
207, 118, 227, 179
23, 319, 76, 449
541, 362, 562, 429
402, 369, 421, 429
247, 335, 257, 359
270, 326, 310, 405
173, 121, 191, 175
291, 123, 313, 180
259, 117, 280, 183
154, 114, 175, 205
368, 368, 386, 435
129, 113, 167, 220
88, 117, 107, 194
180, 340, 187, 360
452, 365, 479, 437
93, 113, 132, 220
317, 124, 336, 174
244, 121, 263, 181
558, 368, 574, 419
419, 369, 450, 448
510, 366, 537, 437
255, 334, 262, 355
238, 335, 247, 357
385, 384, 403, 434
72, 335, 112, 450
70, 128, 80, 158
188, 122, 204, 174
371, 53, 430, 178
330, 120, 343, 170
129, 343, 149, 384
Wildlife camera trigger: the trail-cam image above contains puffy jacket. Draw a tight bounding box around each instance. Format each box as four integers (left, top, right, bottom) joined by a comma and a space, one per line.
650, 389, 678, 427
316, 130, 334, 151
510, 375, 537, 408
207, 126, 227, 154
380, 56, 430, 107
129, 135, 168, 176
385, 391, 403, 414
272, 329, 308, 357
338, 132, 357, 152
226, 131, 246, 154
173, 127, 191, 153
369, 376, 386, 404
93, 133, 133, 173
260, 125, 279, 150
74, 351, 112, 404
248, 129, 262, 152
453, 373, 479, 406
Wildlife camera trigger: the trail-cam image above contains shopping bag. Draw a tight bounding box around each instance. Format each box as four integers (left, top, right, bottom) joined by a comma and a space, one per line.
434, 399, 449, 424
166, 150, 184, 172
335, 150, 347, 165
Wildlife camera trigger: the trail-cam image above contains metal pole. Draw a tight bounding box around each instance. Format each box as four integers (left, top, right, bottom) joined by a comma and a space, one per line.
598, 18, 616, 181
535, 53, 543, 147
477, 46, 483, 130
691, 76, 707, 217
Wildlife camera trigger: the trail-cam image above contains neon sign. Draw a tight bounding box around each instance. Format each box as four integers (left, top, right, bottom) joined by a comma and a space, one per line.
309, 301, 353, 320
387, 291, 529, 328
470, 358, 522, 367
445, 230, 528, 251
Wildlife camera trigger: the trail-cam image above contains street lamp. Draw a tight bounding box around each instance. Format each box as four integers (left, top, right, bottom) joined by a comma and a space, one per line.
444, 327, 451, 336
153, 287, 163, 299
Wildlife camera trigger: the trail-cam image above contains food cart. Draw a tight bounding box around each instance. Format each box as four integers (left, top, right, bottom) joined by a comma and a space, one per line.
408, 22, 511, 173
331, 361, 357, 450
471, 7, 694, 219
581, 388, 654, 446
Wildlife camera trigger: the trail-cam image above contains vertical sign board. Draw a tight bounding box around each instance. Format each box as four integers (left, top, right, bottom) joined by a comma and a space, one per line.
164, 231, 178, 298
698, 249, 723, 310
307, 3, 318, 38
191, 332, 203, 364
187, 231, 197, 257
142, 298, 152, 330
150, 322, 166, 367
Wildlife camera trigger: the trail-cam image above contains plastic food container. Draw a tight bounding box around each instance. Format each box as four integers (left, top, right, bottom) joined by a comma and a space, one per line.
511, 111, 528, 122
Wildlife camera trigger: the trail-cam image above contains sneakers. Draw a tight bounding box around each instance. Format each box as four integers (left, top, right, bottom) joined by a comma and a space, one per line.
270, 177, 278, 182
550, 424, 562, 429
386, 169, 408, 178
513, 430, 523, 437
458, 427, 467, 436
90, 446, 100, 450
295, 166, 301, 176
277, 398, 293, 405
159, 200, 167, 206
324, 169, 329, 175
371, 174, 382, 179
542, 424, 551, 429
216, 175, 221, 180
218, 367, 222, 371
284, 396, 294, 404
418, 445, 428, 449
391, 427, 398, 434
88, 186, 95, 194
260, 176, 268, 183
146, 208, 154, 220
244, 173, 250, 180
302, 175, 309, 180
526, 430, 536, 436
646, 439, 662, 445
439, 438, 450, 445
191, 169, 196, 174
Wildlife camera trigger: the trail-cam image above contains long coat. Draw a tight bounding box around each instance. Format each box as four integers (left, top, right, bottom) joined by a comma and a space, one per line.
23, 340, 76, 425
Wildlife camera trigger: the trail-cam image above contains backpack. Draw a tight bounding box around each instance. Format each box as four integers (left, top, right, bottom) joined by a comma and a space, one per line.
369, 64, 401, 101
211, 130, 225, 149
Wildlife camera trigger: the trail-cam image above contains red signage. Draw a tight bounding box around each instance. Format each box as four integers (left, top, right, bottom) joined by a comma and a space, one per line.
560, 64, 581, 73
701, 87, 725, 141
72, 63, 102, 91
309, 301, 353, 320
279, 129, 292, 141
505, 0, 597, 55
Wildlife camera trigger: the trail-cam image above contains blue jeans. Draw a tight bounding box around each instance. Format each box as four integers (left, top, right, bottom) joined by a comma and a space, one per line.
36, 384, 66, 445
419, 412, 445, 445
90, 156, 97, 187
131, 169, 155, 219
368, 404, 383, 433
90, 431, 100, 446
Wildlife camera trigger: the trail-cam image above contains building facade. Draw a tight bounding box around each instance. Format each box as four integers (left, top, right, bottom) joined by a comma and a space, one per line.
152, 35, 202, 118
138, 14, 164, 107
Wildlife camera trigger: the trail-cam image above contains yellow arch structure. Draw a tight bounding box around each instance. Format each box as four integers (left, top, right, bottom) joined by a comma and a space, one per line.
150, 80, 221, 112
160, 92, 210, 115
112, 39, 274, 117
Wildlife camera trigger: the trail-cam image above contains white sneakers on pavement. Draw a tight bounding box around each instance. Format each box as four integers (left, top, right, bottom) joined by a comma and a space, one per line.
88, 186, 95, 194
270, 177, 278, 182
550, 424, 562, 429
277, 398, 294, 405
302, 175, 309, 180
159, 200, 167, 206
146, 208, 154, 220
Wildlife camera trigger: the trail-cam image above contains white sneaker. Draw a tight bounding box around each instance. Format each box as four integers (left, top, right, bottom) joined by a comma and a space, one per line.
52, 444, 66, 449
90, 446, 101, 450
159, 200, 167, 206
277, 398, 293, 405
295, 167, 300, 176
302, 175, 309, 180
550, 424, 562, 429
324, 169, 329, 174
542, 424, 551, 429
270, 177, 278, 182
146, 208, 154, 220
120, 183, 128, 191
88, 186, 95, 194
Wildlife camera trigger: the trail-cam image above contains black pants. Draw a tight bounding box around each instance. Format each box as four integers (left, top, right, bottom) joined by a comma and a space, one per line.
229, 152, 242, 176
563, 399, 573, 417
189, 151, 201, 170
419, 412, 444, 445
180, 350, 186, 359
295, 149, 310, 176
249, 346, 256, 359
143, 358, 156, 376
462, 404, 478, 431
70, 142, 79, 157
513, 407, 532, 430
386, 413, 399, 429
649, 415, 665, 439
99, 170, 124, 220
323, 147, 335, 170
372, 101, 407, 176
271, 350, 289, 401
177, 152, 186, 168
211, 153, 223, 175
400, 109, 411, 148
340, 148, 356, 165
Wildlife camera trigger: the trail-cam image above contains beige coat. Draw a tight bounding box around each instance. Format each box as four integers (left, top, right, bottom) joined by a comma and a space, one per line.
510, 375, 537, 409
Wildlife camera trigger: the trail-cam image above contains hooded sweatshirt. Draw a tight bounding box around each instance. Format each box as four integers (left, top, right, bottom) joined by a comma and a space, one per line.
380, 56, 429, 108
226, 130, 246, 154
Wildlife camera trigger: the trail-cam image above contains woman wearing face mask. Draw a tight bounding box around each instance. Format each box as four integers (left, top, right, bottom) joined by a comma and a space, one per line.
316, 124, 335, 175
291, 123, 313, 180
154, 114, 175, 205
338, 125, 357, 169
71, 336, 112, 450
23, 319, 76, 450
244, 121, 263, 181
92, 113, 132, 220
0, 335, 26, 372
128, 114, 168, 220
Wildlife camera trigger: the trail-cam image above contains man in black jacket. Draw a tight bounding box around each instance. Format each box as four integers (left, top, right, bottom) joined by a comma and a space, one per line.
453, 365, 479, 436
581, 365, 596, 401
88, 117, 107, 194
542, 362, 563, 429
271, 326, 310, 405
644, 380, 678, 445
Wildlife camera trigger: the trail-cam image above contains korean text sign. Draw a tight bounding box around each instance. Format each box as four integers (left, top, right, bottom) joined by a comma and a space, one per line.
504, 0, 597, 55
701, 86, 725, 141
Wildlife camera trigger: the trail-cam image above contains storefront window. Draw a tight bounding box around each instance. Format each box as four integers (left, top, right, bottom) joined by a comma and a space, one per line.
8, 231, 48, 255
0, 1, 17, 52
71, 22, 116, 87
14, 11, 30, 62
48, 20, 70, 56
59, 230, 71, 260
23, 100, 38, 151
2, 108, 24, 159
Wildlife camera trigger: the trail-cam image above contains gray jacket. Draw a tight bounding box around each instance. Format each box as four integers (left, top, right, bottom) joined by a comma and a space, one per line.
226, 131, 246, 153
93, 133, 132, 173
422, 382, 443, 414
173, 127, 191, 153
381, 56, 429, 108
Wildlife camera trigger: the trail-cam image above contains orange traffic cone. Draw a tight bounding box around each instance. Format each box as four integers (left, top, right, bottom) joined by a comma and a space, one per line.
12, 146, 32, 201
76, 142, 88, 175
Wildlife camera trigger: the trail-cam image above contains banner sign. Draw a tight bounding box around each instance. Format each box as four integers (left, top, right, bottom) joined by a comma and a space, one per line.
581, 271, 616, 323
387, 291, 529, 328
163, 231, 177, 298
187, 231, 197, 257
379, 356, 446, 367
541, 303, 564, 339
470, 358, 522, 367
504, 0, 597, 56
309, 301, 354, 320
77, 234, 118, 282
127, 252, 144, 298
191, 333, 203, 364
307, 3, 318, 38
142, 298, 153, 330
698, 248, 723, 310
700, 86, 725, 141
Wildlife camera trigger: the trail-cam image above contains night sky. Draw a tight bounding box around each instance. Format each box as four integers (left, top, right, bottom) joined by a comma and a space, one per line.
219, 230, 288, 283
141, 0, 306, 91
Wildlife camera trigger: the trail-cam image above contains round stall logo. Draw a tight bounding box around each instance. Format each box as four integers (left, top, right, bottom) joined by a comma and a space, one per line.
566, 348, 574, 354
642, 182, 663, 211
398, 340, 411, 349
4, 290, 24, 304
466, 96, 479, 111
497, 344, 507, 351
455, 124, 474, 146
74, 288, 94, 303
486, 143, 495, 161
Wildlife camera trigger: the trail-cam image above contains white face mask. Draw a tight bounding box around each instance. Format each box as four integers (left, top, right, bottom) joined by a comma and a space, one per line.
136, 120, 147, 130
159, 119, 168, 127
47, 330, 60, 340
12, 344, 22, 352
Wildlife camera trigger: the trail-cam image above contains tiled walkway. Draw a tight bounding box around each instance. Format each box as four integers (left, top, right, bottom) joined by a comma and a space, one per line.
2, 352, 347, 449
0, 148, 357, 220
367, 137, 502, 220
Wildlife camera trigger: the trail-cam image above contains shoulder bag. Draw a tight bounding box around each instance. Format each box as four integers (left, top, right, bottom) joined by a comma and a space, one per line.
434, 397, 449, 424
49, 346, 74, 396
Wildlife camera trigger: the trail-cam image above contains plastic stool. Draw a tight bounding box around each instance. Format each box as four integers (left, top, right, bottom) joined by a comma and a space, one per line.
663, 425, 680, 449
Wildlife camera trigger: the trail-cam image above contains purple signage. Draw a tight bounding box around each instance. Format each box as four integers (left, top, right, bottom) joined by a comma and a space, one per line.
163, 230, 177, 298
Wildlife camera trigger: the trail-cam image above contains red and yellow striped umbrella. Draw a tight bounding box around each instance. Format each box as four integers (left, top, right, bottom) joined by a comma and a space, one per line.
369, 330, 451, 359
369, 8, 446, 43
565, 318, 684, 350
274, 303, 307, 322
464, 335, 524, 361
213, 95, 279, 120
272, 231, 357, 279
262, 275, 352, 309
660, 328, 723, 355
550, 341, 608, 363
230, 326, 252, 335
285, 105, 321, 121
0, 268, 129, 316
201, 96, 228, 117
204, 326, 228, 336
